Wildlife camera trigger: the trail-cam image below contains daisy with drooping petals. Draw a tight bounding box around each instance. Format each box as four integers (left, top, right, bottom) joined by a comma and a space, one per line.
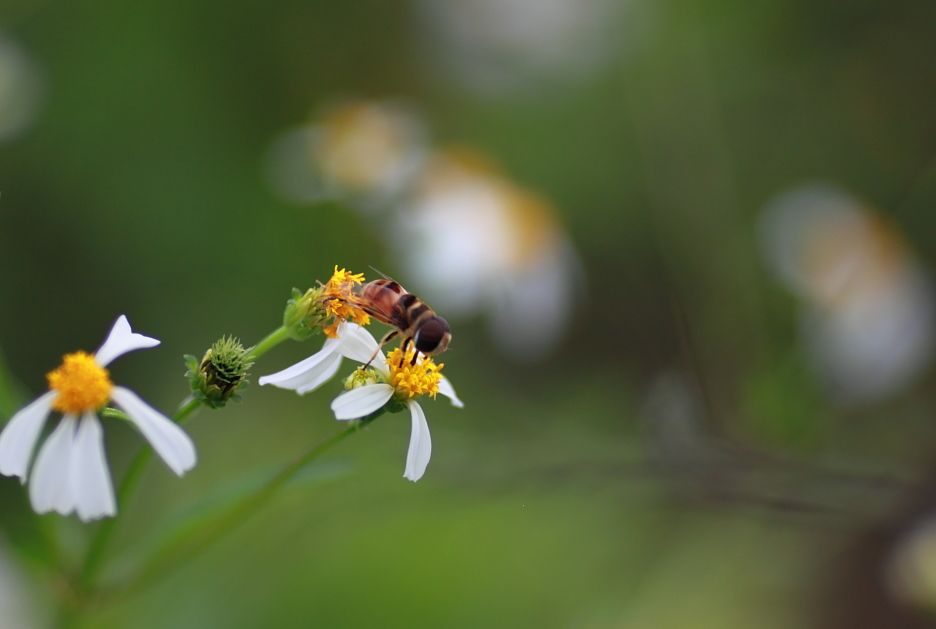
329, 326, 462, 482
259, 322, 462, 481
260, 320, 462, 402
0, 315, 196, 521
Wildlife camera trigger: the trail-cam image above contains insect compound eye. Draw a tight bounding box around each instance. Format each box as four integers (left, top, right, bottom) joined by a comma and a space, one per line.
415, 317, 450, 354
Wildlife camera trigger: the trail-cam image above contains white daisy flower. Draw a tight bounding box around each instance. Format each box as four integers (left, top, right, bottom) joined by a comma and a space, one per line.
259, 322, 462, 481
328, 326, 462, 482
0, 315, 197, 521
392, 150, 581, 360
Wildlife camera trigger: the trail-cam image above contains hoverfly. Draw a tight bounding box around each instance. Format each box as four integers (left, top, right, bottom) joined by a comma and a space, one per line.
356, 278, 451, 366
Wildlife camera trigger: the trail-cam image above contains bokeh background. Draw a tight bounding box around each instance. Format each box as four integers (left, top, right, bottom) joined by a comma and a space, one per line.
3, 0, 936, 627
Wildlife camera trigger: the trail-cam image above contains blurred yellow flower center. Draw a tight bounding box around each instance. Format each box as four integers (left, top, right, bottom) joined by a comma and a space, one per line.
316, 102, 410, 191
387, 347, 442, 399
47, 352, 113, 414
320, 265, 370, 337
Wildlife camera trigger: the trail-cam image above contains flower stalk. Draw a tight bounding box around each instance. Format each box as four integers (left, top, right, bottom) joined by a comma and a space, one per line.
10, 264, 462, 625
249, 325, 293, 359
116, 414, 378, 598
79, 397, 203, 588
77, 321, 293, 592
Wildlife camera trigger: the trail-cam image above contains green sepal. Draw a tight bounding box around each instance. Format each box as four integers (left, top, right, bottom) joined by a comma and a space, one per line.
385, 398, 408, 414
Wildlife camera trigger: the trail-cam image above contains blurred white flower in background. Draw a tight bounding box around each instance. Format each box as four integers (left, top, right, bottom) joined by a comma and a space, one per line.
266, 100, 427, 208
266, 100, 583, 362
760, 184, 934, 404
413, 0, 625, 94
0, 36, 43, 142
392, 149, 581, 360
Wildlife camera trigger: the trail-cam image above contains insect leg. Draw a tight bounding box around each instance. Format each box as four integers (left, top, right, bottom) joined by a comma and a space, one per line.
378, 328, 400, 347
364, 329, 399, 369
399, 337, 413, 367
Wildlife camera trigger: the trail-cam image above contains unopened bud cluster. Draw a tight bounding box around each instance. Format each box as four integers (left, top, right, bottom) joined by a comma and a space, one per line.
185, 336, 254, 408
343, 367, 381, 390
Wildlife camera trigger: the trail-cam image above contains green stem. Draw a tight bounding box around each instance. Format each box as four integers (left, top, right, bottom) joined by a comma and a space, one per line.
77, 322, 293, 593
78, 398, 203, 589
248, 325, 291, 360
119, 416, 376, 598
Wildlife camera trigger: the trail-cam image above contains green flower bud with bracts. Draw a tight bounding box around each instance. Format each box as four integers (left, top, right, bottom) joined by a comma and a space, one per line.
185, 336, 254, 409
282, 287, 327, 341
281, 267, 372, 341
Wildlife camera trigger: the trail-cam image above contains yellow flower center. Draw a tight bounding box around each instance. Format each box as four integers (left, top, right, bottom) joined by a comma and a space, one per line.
47, 352, 113, 414
386, 347, 442, 399
320, 265, 370, 337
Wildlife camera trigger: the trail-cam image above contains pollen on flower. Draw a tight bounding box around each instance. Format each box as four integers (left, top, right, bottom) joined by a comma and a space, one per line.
387, 347, 442, 399
325, 266, 366, 289
47, 351, 113, 414
319, 265, 371, 335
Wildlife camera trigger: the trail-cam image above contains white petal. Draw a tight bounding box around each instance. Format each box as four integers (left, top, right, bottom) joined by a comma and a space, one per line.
258, 338, 341, 392
71, 414, 116, 521
437, 377, 464, 409
0, 391, 54, 481
330, 384, 394, 420
296, 353, 343, 395
29, 417, 78, 516
403, 402, 432, 482
337, 322, 388, 374
94, 315, 160, 367
110, 387, 196, 476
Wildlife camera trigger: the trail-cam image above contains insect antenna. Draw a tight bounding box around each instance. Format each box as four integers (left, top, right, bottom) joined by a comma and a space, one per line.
368, 265, 399, 282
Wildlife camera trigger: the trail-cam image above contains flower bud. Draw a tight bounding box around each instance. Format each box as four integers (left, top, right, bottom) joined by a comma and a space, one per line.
185, 336, 254, 408
343, 367, 382, 390
282, 287, 327, 341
